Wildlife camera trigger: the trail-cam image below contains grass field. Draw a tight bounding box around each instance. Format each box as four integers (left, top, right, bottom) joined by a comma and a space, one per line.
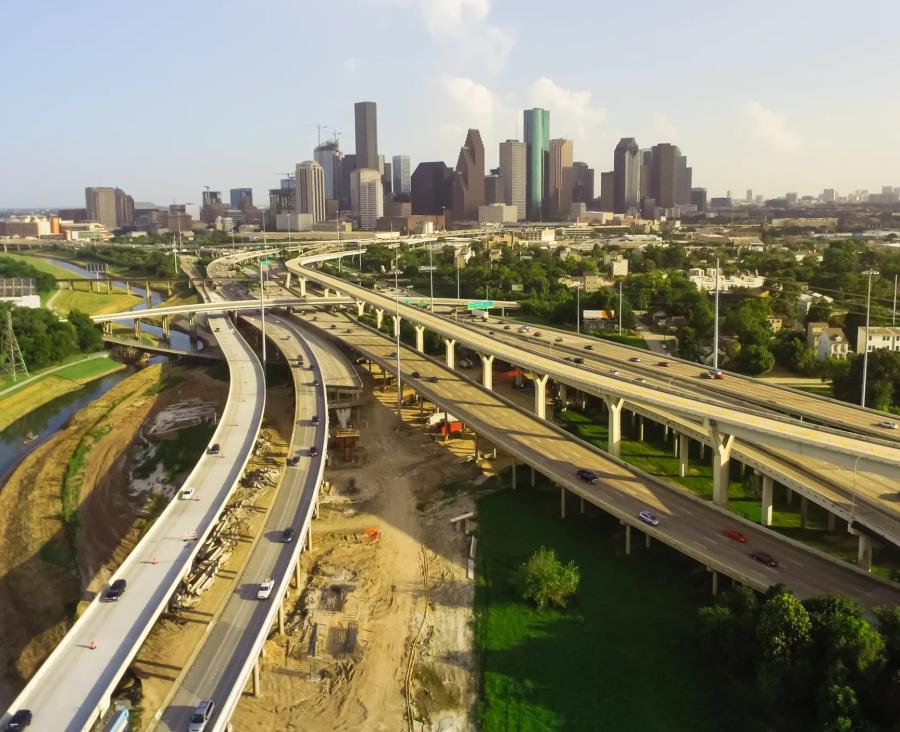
474, 488, 755, 731
597, 333, 650, 350
0, 355, 125, 431
0, 252, 86, 280
50, 289, 142, 316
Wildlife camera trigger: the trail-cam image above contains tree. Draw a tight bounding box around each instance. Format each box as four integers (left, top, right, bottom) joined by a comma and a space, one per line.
832, 350, 900, 410
675, 326, 702, 363
757, 590, 812, 666
772, 330, 817, 375
512, 546, 580, 610
736, 344, 774, 375
67, 309, 103, 353
804, 298, 834, 326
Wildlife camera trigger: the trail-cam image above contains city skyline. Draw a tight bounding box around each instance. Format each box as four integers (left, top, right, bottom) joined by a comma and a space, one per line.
2, 0, 900, 207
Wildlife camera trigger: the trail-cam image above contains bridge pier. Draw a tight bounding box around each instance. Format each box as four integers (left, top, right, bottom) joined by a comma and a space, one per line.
415, 325, 425, 352
560, 485, 566, 519
144, 281, 151, 308
124, 281, 131, 294
480, 354, 494, 390
298, 276, 307, 296
530, 465, 536, 488
827, 511, 836, 532
511, 457, 517, 489
252, 659, 261, 696
167, 281, 173, 296
106, 280, 111, 294
103, 321, 112, 335
356, 300, 366, 317
761, 475, 774, 526
444, 338, 456, 369
857, 534, 873, 571
603, 396, 624, 457
278, 602, 285, 635
679, 433, 689, 477
800, 496, 809, 529
624, 523, 632, 555
707, 420, 734, 507
532, 373, 550, 420
637, 415, 645, 442
391, 314, 401, 337
558, 382, 568, 405
710, 568, 719, 595
133, 319, 141, 338
375, 307, 384, 330
162, 315, 170, 339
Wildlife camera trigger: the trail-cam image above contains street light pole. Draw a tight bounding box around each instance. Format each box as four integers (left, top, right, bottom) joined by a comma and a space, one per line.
575, 283, 582, 334
394, 257, 402, 423
429, 245, 435, 312
713, 257, 721, 371
618, 279, 623, 336
893, 273, 897, 327
259, 259, 267, 367
861, 268, 879, 407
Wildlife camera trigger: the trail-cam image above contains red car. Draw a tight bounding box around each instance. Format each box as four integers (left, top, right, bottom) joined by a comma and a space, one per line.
657, 361, 670, 367
723, 528, 747, 543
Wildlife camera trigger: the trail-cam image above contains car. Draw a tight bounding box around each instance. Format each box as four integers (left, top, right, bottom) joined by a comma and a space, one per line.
638, 510, 660, 526
189, 700, 215, 732
584, 344, 594, 350
5, 710, 32, 731
574, 357, 585, 364
429, 376, 439, 383
634, 377, 647, 383
723, 528, 748, 543
105, 578, 127, 602
576, 469, 599, 484
750, 550, 778, 567
657, 361, 670, 367
504, 325, 511, 330
329, 324, 337, 330
257, 578, 275, 600
389, 351, 397, 357
180, 486, 195, 500
628, 356, 641, 363
282, 527, 295, 543
311, 378, 320, 387
207, 443, 220, 455
555, 337, 563, 343
287, 455, 300, 466
878, 420, 899, 429
309, 446, 320, 457
609, 369, 620, 376
706, 369, 725, 380
533, 331, 542, 337
311, 415, 320, 425
346, 328, 353, 333
411, 371, 421, 378
311, 315, 317, 321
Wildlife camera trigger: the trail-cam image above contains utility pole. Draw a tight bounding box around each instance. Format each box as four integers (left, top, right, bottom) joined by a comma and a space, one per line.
394, 257, 402, 424
861, 269, 879, 407
618, 279, 623, 335
713, 257, 721, 371
893, 274, 897, 327
429, 245, 434, 311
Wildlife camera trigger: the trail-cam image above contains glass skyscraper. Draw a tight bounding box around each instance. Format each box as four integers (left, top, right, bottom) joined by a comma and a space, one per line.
523, 108, 549, 220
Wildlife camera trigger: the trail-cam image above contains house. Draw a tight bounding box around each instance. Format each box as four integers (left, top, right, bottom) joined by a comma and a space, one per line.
766, 316, 783, 333
807, 322, 849, 361
856, 326, 900, 353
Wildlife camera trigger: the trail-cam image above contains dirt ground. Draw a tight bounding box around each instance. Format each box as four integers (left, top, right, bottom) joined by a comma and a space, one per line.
232, 371, 488, 732
0, 364, 227, 709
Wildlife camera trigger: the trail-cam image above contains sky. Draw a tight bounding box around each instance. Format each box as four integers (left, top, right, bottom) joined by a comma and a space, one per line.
2, 0, 899, 208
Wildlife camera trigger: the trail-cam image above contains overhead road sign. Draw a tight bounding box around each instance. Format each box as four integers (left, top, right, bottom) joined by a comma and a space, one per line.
466, 300, 495, 310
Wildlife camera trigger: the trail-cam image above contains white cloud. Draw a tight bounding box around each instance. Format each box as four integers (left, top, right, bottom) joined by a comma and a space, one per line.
741, 100, 801, 152
527, 76, 606, 157
649, 113, 678, 143
344, 57, 357, 73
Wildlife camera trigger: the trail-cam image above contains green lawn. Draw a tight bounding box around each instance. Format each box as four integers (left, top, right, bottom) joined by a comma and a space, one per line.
0, 353, 121, 395
0, 252, 85, 280
474, 488, 756, 732
51, 289, 141, 316
597, 333, 650, 350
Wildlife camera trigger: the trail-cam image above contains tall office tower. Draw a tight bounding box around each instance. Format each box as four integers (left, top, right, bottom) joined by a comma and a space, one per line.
691, 187, 708, 212
450, 129, 485, 222
354, 101, 378, 172
499, 139, 526, 220
571, 162, 594, 204
599, 171, 615, 211
85, 187, 120, 230
338, 154, 356, 212
613, 138, 641, 213
295, 161, 326, 222
392, 154, 411, 195
676, 156, 692, 205
411, 162, 453, 215
115, 188, 134, 227
351, 168, 383, 230
649, 143, 685, 208
381, 162, 392, 197
314, 141, 342, 200
548, 138, 574, 219
202, 189, 222, 208
230, 188, 253, 210
523, 108, 550, 220
484, 174, 504, 205
746, 189, 753, 202
639, 149, 654, 200
821, 188, 836, 203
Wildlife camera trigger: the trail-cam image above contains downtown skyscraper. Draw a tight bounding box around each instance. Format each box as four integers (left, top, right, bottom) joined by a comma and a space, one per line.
499, 139, 526, 221
450, 129, 485, 222
523, 108, 549, 220
354, 101, 379, 172
613, 138, 641, 214
295, 161, 326, 222
392, 154, 411, 195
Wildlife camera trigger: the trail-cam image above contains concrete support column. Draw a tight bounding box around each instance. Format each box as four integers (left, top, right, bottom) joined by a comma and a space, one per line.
167, 281, 173, 296
761, 475, 774, 527
637, 415, 645, 442
392, 314, 400, 337
558, 382, 568, 405
375, 307, 384, 329
298, 276, 307, 296
285, 271, 292, 289
444, 338, 456, 369
189, 312, 198, 335
533, 374, 550, 420
161, 315, 170, 339
133, 319, 141, 338
679, 434, 689, 477
625, 524, 632, 555
306, 522, 313, 550
800, 496, 809, 529
785, 487, 793, 505
480, 354, 495, 390
580, 497, 585, 515
294, 561, 302, 588
711, 569, 719, 595
857, 534, 873, 572
144, 282, 150, 308
103, 321, 112, 335
415, 325, 425, 353
645, 532, 651, 549
278, 602, 285, 635
124, 281, 130, 294
560, 485, 566, 519
827, 511, 836, 533
106, 280, 111, 294
252, 659, 261, 696
323, 287, 330, 298
707, 420, 735, 507
603, 396, 624, 457
511, 457, 517, 490
530, 465, 536, 488
356, 300, 365, 317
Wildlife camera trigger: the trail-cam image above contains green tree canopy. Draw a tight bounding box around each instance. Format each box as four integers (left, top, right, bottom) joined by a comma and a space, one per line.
512, 546, 580, 610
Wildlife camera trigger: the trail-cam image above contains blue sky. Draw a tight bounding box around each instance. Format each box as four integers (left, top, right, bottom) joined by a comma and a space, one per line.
2, 0, 898, 207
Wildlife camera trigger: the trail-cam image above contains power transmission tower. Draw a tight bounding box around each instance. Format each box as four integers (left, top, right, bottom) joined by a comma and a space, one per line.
1, 310, 28, 381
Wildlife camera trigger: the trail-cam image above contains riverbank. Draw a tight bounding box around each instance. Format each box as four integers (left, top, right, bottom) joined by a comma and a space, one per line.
0, 363, 228, 708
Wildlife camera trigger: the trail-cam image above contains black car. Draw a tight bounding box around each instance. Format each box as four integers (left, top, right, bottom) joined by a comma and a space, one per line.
105, 578, 127, 602
207, 443, 220, 455
411, 371, 421, 378
750, 550, 779, 568
287, 455, 300, 467
311, 415, 320, 425
584, 344, 594, 350
309, 446, 320, 457
330, 324, 336, 330
282, 527, 295, 543
573, 357, 585, 365
4, 710, 32, 731
576, 469, 599, 485
429, 376, 438, 383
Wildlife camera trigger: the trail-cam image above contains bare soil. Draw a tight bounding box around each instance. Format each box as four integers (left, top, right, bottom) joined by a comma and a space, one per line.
231, 371, 484, 732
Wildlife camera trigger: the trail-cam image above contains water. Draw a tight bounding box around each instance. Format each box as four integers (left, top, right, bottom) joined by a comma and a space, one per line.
44, 257, 193, 350
0, 369, 132, 485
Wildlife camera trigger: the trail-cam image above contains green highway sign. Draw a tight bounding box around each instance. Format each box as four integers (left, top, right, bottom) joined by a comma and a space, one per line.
260, 259, 271, 265
402, 298, 428, 308
466, 300, 495, 310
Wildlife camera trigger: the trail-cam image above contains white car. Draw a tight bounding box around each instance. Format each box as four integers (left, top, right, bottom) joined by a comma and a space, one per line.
878, 420, 898, 430
257, 578, 275, 600
639, 510, 660, 526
